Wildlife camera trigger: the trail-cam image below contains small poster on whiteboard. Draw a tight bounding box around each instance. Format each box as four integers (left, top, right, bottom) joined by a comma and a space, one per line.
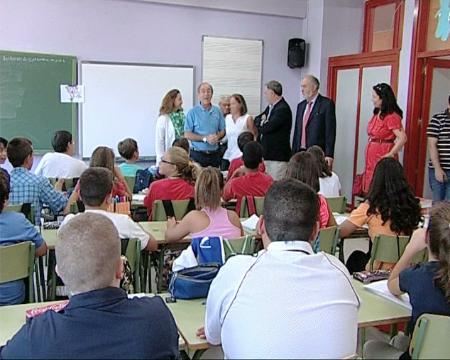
60, 85, 84, 103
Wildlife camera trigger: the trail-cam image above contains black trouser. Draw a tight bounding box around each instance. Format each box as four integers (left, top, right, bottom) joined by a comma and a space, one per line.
190, 149, 221, 168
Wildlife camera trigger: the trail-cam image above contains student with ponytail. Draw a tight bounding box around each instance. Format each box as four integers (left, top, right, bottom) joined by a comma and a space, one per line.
144, 147, 198, 219
364, 202, 450, 358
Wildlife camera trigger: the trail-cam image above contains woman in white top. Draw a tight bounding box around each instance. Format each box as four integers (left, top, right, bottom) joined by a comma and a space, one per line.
307, 145, 341, 197
155, 89, 185, 164
223, 94, 256, 164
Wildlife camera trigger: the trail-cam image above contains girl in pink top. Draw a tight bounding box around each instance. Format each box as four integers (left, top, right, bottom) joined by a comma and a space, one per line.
165, 167, 243, 242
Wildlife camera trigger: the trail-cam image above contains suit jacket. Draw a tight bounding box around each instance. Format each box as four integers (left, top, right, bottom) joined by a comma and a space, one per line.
254, 97, 292, 162
292, 94, 336, 157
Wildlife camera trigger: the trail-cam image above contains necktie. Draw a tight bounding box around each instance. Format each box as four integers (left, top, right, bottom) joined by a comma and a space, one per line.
301, 101, 313, 148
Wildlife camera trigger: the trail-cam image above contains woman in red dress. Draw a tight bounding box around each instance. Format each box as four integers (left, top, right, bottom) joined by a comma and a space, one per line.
362, 83, 407, 194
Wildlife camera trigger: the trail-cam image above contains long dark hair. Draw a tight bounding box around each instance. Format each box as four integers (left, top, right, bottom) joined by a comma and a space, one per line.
428, 202, 450, 303
307, 145, 332, 177
372, 83, 403, 119
366, 158, 421, 235
285, 152, 320, 192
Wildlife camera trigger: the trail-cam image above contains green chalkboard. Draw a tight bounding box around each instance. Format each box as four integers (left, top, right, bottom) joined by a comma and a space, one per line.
0, 50, 77, 153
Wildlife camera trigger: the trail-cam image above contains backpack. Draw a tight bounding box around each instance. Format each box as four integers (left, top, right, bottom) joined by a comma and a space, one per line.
133, 169, 153, 193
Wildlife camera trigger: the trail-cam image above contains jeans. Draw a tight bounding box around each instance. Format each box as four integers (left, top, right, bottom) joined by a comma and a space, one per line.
190, 149, 221, 168
428, 167, 450, 202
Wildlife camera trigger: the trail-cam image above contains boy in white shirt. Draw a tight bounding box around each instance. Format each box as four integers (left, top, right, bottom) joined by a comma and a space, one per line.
35, 130, 87, 178
61, 167, 157, 252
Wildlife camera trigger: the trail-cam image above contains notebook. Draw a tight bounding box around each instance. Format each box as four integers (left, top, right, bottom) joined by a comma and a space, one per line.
364, 279, 412, 310
241, 214, 260, 231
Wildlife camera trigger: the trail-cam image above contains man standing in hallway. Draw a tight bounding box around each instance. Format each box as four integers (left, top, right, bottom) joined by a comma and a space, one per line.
292, 75, 336, 168
427, 95, 450, 201
255, 80, 292, 180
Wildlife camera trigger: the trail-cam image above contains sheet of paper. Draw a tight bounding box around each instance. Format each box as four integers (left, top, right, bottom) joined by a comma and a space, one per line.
60, 84, 84, 103
132, 194, 146, 202
364, 280, 412, 310
241, 214, 260, 231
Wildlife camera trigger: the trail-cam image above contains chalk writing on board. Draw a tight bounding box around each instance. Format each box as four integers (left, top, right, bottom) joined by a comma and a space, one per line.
2, 55, 66, 64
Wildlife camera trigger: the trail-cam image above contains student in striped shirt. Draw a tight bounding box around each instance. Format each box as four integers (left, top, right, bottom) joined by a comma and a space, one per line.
427, 95, 450, 202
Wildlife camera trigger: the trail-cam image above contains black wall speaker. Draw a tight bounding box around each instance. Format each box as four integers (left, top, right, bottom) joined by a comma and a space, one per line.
288, 38, 306, 68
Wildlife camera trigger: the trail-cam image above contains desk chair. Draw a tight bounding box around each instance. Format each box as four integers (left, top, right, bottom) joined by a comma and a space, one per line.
0, 242, 36, 303
325, 196, 347, 213
151, 199, 196, 221
318, 226, 339, 255
223, 235, 256, 260
4, 203, 34, 224
239, 196, 264, 218
124, 176, 136, 194
48, 177, 79, 192
368, 234, 410, 271
121, 238, 142, 293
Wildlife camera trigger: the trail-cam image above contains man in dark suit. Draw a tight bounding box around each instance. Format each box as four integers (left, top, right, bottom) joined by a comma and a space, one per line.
255, 80, 292, 180
292, 75, 336, 167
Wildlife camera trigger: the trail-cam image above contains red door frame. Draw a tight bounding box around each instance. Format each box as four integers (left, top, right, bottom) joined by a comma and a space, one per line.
416, 59, 450, 195
328, 51, 399, 203
403, 0, 450, 194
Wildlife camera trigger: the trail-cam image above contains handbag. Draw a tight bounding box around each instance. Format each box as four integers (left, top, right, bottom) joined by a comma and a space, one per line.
169, 264, 220, 299
352, 173, 365, 197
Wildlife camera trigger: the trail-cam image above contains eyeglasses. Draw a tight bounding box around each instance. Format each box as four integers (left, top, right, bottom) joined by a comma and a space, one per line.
160, 158, 175, 165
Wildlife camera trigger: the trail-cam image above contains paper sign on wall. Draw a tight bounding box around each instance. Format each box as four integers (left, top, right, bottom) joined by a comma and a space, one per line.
60, 85, 84, 103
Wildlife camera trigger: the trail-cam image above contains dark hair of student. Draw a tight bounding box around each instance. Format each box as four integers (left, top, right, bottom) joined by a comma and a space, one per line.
0, 171, 10, 213
242, 141, 263, 170
52, 131, 72, 153
6, 137, 33, 168
264, 179, 318, 242
307, 145, 332, 178
366, 158, 421, 236
160, 89, 182, 115
172, 137, 190, 154
79, 167, 113, 207
372, 83, 403, 118
0, 137, 8, 148
89, 146, 115, 174
117, 138, 138, 160
427, 202, 450, 303
237, 131, 254, 152
285, 152, 320, 192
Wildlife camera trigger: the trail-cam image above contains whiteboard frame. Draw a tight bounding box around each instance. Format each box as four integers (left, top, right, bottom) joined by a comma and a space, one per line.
78, 60, 195, 160
201, 35, 264, 114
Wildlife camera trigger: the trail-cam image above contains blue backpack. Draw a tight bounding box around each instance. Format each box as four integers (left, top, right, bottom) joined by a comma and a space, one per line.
133, 169, 153, 193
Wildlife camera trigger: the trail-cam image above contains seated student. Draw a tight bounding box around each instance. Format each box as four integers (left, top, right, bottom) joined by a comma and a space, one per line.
7, 137, 67, 223
65, 146, 131, 213
226, 131, 265, 181
364, 202, 450, 359
308, 145, 341, 197
118, 138, 142, 177
61, 167, 157, 252
340, 158, 422, 272
0, 212, 179, 358
0, 137, 9, 181
166, 168, 243, 268
34, 130, 87, 178
223, 141, 273, 214
285, 151, 336, 229
172, 137, 190, 155
144, 147, 198, 219
0, 172, 47, 305
198, 179, 359, 358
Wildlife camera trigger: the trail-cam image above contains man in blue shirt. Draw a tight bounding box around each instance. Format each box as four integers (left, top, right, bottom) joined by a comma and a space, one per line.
0, 212, 179, 359
185, 82, 226, 167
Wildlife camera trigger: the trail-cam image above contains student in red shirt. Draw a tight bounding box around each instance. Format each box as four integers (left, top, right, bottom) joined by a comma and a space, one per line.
223, 141, 273, 214
144, 146, 199, 219
226, 131, 265, 181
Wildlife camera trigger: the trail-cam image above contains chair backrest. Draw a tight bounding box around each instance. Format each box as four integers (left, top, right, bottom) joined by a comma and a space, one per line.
223, 235, 256, 260
239, 196, 265, 218
411, 249, 428, 264
369, 234, 410, 270
325, 196, 347, 213
151, 199, 195, 221
120, 238, 141, 293
410, 313, 450, 359
319, 226, 338, 255
0, 242, 35, 302
4, 203, 34, 224
124, 176, 136, 194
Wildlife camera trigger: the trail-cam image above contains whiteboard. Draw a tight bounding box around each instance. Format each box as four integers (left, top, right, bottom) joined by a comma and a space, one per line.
202, 36, 263, 116
80, 62, 194, 158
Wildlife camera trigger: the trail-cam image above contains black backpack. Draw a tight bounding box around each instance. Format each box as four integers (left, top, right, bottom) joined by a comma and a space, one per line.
133, 169, 153, 193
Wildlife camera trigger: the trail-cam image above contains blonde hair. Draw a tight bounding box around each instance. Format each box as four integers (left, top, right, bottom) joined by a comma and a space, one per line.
166, 147, 198, 184
160, 89, 181, 115
90, 146, 115, 174
56, 213, 120, 294
195, 167, 222, 210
